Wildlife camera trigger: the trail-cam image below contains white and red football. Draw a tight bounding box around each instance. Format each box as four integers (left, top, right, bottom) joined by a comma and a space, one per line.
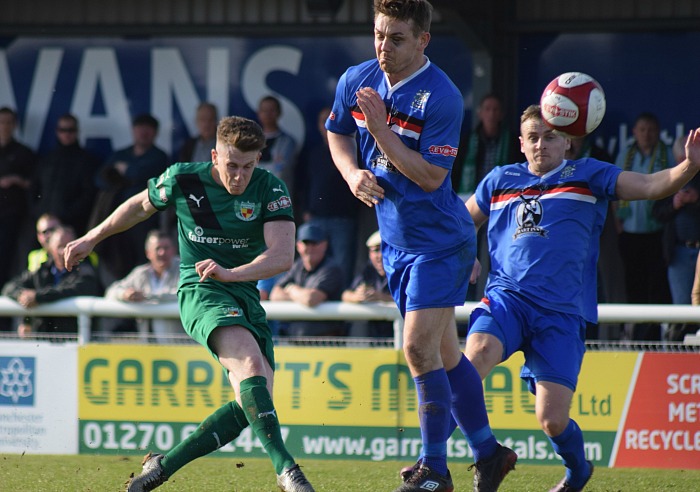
540, 72, 606, 137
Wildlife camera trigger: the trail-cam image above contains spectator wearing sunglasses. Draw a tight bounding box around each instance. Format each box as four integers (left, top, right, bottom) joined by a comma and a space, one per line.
32, 113, 100, 236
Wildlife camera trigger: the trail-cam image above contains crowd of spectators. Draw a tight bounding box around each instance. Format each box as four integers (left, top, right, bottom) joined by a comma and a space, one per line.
0, 99, 696, 342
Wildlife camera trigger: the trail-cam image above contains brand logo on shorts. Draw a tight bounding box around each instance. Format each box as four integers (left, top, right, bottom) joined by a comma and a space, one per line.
224, 306, 243, 317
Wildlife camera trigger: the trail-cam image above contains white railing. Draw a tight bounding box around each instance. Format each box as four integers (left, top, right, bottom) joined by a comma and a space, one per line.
1, 296, 700, 346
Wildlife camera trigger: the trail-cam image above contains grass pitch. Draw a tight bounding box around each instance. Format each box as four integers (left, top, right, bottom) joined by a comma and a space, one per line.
1, 454, 698, 491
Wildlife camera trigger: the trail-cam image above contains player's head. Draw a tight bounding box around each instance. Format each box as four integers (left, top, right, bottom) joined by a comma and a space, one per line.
519, 105, 570, 172
372, 0, 432, 82
212, 116, 266, 196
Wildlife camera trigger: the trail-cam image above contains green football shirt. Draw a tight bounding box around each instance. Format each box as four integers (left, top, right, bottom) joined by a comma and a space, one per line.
148, 162, 294, 288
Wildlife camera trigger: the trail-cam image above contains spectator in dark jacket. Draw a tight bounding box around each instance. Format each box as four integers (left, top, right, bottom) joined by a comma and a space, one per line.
33, 114, 100, 235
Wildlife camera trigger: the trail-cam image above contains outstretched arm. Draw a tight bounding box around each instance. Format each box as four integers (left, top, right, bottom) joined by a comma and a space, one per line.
617, 128, 700, 200
64, 189, 157, 271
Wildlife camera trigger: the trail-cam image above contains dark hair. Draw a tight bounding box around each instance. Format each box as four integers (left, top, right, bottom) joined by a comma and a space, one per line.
258, 95, 282, 114
132, 113, 159, 130
373, 0, 433, 35
479, 93, 503, 107
0, 106, 17, 121
57, 113, 79, 129
217, 116, 267, 153
197, 102, 218, 116
634, 112, 660, 128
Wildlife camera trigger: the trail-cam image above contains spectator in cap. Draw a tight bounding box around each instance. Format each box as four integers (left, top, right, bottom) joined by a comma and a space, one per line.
342, 230, 394, 338
270, 222, 346, 336
90, 113, 169, 280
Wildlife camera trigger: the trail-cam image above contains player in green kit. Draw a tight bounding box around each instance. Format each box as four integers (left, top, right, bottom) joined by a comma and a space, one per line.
64, 116, 314, 492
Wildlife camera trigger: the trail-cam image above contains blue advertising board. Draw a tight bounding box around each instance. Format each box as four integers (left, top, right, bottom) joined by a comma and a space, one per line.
0, 36, 472, 160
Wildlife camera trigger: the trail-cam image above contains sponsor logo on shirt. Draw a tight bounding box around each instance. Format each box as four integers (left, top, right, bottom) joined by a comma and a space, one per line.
267, 195, 292, 212
187, 227, 250, 249
371, 153, 399, 174
428, 144, 458, 157
188, 194, 204, 207
513, 189, 548, 239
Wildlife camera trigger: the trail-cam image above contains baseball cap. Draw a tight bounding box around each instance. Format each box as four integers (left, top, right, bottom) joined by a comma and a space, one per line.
297, 223, 328, 243
365, 230, 381, 248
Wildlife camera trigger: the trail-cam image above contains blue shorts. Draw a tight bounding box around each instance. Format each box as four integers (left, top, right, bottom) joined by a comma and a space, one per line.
382, 241, 474, 317
469, 289, 586, 393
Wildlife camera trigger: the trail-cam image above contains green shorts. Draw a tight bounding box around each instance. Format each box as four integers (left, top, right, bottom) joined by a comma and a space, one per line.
178, 281, 275, 369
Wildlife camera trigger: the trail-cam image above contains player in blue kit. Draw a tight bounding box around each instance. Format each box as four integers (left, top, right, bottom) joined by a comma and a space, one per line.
326, 1, 516, 490
464, 105, 700, 491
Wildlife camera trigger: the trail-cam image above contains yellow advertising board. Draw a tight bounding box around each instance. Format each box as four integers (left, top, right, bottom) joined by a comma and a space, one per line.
79, 344, 697, 469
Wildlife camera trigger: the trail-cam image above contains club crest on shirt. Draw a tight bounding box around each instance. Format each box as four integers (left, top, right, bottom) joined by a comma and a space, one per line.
235, 200, 261, 221
513, 190, 548, 239
411, 90, 431, 111
560, 163, 576, 179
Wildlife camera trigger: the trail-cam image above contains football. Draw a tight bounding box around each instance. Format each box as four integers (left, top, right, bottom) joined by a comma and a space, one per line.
540, 72, 606, 137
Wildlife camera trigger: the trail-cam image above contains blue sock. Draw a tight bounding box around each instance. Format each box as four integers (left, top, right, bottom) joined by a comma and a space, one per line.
549, 419, 590, 488
414, 368, 451, 476
447, 354, 499, 462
